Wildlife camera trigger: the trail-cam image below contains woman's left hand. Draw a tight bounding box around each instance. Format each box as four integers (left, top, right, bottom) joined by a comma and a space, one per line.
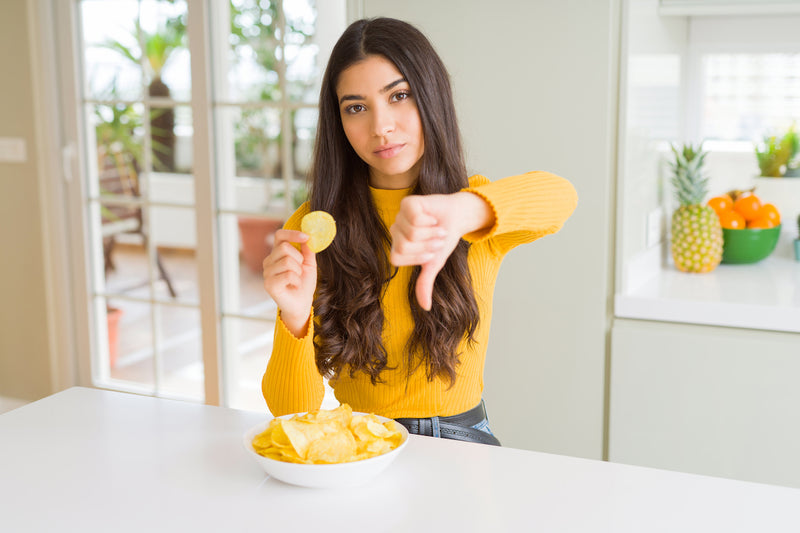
390, 192, 492, 311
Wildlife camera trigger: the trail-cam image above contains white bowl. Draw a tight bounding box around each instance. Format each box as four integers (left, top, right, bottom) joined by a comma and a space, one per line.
242, 412, 409, 488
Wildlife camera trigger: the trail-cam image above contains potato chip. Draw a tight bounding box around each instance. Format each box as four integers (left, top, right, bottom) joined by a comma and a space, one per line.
313, 402, 352, 424
251, 404, 403, 464
282, 420, 323, 459
300, 210, 336, 253
306, 431, 357, 464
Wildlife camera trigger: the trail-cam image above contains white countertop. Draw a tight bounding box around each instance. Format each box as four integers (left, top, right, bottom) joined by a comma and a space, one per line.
2, 387, 800, 532
617, 235, 800, 333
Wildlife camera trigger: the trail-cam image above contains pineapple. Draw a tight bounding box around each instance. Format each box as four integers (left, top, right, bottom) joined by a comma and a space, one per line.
669, 143, 723, 273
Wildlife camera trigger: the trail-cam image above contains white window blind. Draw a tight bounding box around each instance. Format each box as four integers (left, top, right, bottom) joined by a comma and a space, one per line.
700, 53, 800, 141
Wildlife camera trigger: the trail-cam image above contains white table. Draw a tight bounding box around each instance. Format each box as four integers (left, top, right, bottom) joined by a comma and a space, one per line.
1, 387, 799, 532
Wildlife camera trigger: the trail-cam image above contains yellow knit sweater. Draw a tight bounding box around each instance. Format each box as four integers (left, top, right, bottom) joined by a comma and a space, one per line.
262, 172, 577, 418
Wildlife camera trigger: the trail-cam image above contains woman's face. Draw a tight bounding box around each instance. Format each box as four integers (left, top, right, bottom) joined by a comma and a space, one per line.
336, 54, 424, 189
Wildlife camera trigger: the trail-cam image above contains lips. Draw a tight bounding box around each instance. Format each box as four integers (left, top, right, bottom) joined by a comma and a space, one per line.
373, 143, 405, 159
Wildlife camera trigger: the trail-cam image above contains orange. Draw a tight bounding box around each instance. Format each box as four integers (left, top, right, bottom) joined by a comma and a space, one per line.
707, 194, 733, 215
747, 217, 777, 229
717, 210, 746, 229
733, 193, 762, 222
755, 203, 781, 225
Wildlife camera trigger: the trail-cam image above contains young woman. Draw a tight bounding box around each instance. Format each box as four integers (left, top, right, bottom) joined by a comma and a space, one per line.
261, 17, 577, 446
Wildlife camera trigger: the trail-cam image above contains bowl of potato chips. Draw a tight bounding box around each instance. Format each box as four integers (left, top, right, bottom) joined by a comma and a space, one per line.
243, 404, 408, 488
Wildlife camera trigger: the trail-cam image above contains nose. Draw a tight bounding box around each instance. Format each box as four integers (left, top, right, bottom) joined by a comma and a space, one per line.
372, 106, 395, 137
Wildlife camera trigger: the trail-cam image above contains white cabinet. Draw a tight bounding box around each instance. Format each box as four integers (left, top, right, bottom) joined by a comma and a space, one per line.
610, 0, 800, 490
609, 318, 800, 488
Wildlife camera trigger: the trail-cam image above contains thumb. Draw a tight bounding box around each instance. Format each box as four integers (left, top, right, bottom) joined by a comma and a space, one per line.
300, 241, 317, 270
415, 261, 441, 311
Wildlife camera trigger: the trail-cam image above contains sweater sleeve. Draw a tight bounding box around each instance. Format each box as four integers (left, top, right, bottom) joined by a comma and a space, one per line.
261, 203, 326, 416
262, 310, 325, 416
461, 171, 578, 256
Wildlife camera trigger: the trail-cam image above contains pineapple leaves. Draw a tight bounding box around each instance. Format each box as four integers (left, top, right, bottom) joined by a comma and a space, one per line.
670, 142, 709, 207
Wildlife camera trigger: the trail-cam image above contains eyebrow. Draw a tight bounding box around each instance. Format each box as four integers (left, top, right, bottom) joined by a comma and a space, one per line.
338, 78, 408, 104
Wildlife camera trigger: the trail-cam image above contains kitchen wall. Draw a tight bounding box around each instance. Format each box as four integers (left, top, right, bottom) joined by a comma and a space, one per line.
617, 0, 687, 293
1, 0, 619, 460
0, 0, 54, 400
361, 0, 619, 458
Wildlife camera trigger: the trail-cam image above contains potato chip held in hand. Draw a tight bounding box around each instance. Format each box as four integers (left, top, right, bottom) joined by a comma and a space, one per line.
300, 211, 336, 253
251, 404, 404, 464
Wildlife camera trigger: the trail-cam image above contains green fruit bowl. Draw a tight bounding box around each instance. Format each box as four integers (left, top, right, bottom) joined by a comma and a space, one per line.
721, 225, 781, 264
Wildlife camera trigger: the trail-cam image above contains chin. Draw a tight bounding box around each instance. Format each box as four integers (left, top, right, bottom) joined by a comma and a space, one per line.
374, 160, 417, 177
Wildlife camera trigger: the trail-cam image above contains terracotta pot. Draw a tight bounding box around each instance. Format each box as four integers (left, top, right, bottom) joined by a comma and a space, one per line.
237, 216, 284, 274
106, 307, 123, 368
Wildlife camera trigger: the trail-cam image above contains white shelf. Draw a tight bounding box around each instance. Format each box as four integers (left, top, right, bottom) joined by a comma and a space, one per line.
616, 235, 800, 333
658, 0, 800, 17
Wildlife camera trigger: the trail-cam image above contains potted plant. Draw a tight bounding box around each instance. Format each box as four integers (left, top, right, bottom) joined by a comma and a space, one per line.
237, 184, 307, 274
106, 304, 123, 368
101, 12, 186, 171
755, 124, 799, 178
753, 125, 800, 235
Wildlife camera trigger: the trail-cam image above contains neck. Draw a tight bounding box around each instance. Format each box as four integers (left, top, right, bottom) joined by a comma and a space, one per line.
368, 162, 421, 190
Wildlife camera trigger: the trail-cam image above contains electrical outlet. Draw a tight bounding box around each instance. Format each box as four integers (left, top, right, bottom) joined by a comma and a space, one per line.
646, 208, 663, 248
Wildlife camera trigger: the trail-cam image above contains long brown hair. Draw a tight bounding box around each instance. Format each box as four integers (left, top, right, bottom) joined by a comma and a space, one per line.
309, 18, 479, 386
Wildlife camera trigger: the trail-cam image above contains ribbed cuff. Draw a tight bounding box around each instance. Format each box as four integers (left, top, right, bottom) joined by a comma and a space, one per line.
262, 309, 324, 416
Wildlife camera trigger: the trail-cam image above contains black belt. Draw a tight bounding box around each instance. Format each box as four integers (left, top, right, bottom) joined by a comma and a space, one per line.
395, 401, 501, 446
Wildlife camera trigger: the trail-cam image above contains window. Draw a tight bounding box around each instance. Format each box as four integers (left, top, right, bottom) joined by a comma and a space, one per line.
699, 53, 800, 142
685, 14, 800, 147
59, 0, 346, 409
615, 2, 800, 333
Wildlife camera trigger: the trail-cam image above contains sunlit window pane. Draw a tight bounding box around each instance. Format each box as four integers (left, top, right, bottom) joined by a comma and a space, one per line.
150, 205, 199, 304
81, 0, 142, 101
156, 305, 204, 401
223, 316, 274, 412
701, 53, 800, 141
219, 213, 282, 320
140, 0, 190, 101
106, 298, 155, 386
216, 106, 286, 214
226, 0, 282, 102
292, 107, 317, 179
91, 103, 145, 199
285, 0, 319, 102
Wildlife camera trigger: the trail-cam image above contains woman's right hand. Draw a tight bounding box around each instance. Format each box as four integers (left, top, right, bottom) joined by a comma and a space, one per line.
262, 229, 317, 338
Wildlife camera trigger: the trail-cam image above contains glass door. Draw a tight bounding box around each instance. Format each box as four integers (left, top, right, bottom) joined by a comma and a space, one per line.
61, 0, 345, 409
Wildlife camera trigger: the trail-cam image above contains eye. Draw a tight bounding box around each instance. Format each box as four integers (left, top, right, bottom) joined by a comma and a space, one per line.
344, 103, 366, 115
391, 90, 412, 103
